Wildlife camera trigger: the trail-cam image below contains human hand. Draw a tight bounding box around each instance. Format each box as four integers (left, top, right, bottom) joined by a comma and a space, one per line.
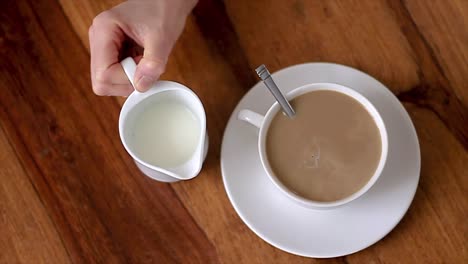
89, 0, 197, 96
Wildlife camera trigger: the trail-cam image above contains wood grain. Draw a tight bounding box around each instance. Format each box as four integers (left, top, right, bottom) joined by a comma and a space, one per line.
0, 124, 71, 264
386, 0, 468, 149
224, 0, 420, 93
404, 0, 468, 104
0, 0, 466, 263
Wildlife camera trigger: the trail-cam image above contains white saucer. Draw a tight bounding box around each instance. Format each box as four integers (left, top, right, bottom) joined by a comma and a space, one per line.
220, 63, 420, 258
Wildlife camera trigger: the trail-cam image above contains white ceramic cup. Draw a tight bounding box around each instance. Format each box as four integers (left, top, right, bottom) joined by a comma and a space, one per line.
119, 58, 208, 182
238, 83, 388, 209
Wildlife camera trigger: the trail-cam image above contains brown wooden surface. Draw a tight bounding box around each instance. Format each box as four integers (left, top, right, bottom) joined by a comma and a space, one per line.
0, 0, 466, 263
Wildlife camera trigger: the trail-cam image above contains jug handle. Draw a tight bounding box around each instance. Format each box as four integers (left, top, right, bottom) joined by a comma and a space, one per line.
121, 57, 143, 94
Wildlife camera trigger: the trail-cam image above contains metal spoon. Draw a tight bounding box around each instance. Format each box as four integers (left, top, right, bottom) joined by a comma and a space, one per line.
255, 64, 296, 118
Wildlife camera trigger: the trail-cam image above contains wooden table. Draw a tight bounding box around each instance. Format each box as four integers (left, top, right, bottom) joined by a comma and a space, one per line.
1, 0, 466, 263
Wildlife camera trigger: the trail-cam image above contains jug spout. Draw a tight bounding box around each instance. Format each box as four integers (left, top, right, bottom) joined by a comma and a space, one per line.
133, 134, 208, 182
133, 161, 180, 182
167, 133, 209, 180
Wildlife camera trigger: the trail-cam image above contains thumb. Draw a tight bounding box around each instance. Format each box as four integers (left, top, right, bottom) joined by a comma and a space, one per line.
134, 36, 169, 92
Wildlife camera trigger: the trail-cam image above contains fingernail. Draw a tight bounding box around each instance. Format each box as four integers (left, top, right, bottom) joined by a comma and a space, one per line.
136, 76, 154, 91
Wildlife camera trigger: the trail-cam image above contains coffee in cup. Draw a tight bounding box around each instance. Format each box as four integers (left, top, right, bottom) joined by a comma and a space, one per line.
266, 90, 381, 202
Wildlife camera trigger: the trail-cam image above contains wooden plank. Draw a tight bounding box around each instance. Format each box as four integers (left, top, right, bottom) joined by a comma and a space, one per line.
224, 0, 420, 93
57, 0, 121, 51
0, 124, 71, 264
404, 0, 468, 104
385, 0, 468, 150
0, 0, 217, 263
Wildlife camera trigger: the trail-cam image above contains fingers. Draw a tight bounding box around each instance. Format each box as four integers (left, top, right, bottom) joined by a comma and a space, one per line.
134, 34, 169, 92
89, 11, 129, 96
91, 82, 134, 96
92, 83, 134, 97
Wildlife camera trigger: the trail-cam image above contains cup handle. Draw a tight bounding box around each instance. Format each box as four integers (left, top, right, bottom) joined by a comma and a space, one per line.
238, 109, 264, 129
120, 57, 142, 94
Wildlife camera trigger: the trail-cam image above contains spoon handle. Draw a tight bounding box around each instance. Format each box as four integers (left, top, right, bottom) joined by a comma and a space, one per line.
255, 65, 296, 118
